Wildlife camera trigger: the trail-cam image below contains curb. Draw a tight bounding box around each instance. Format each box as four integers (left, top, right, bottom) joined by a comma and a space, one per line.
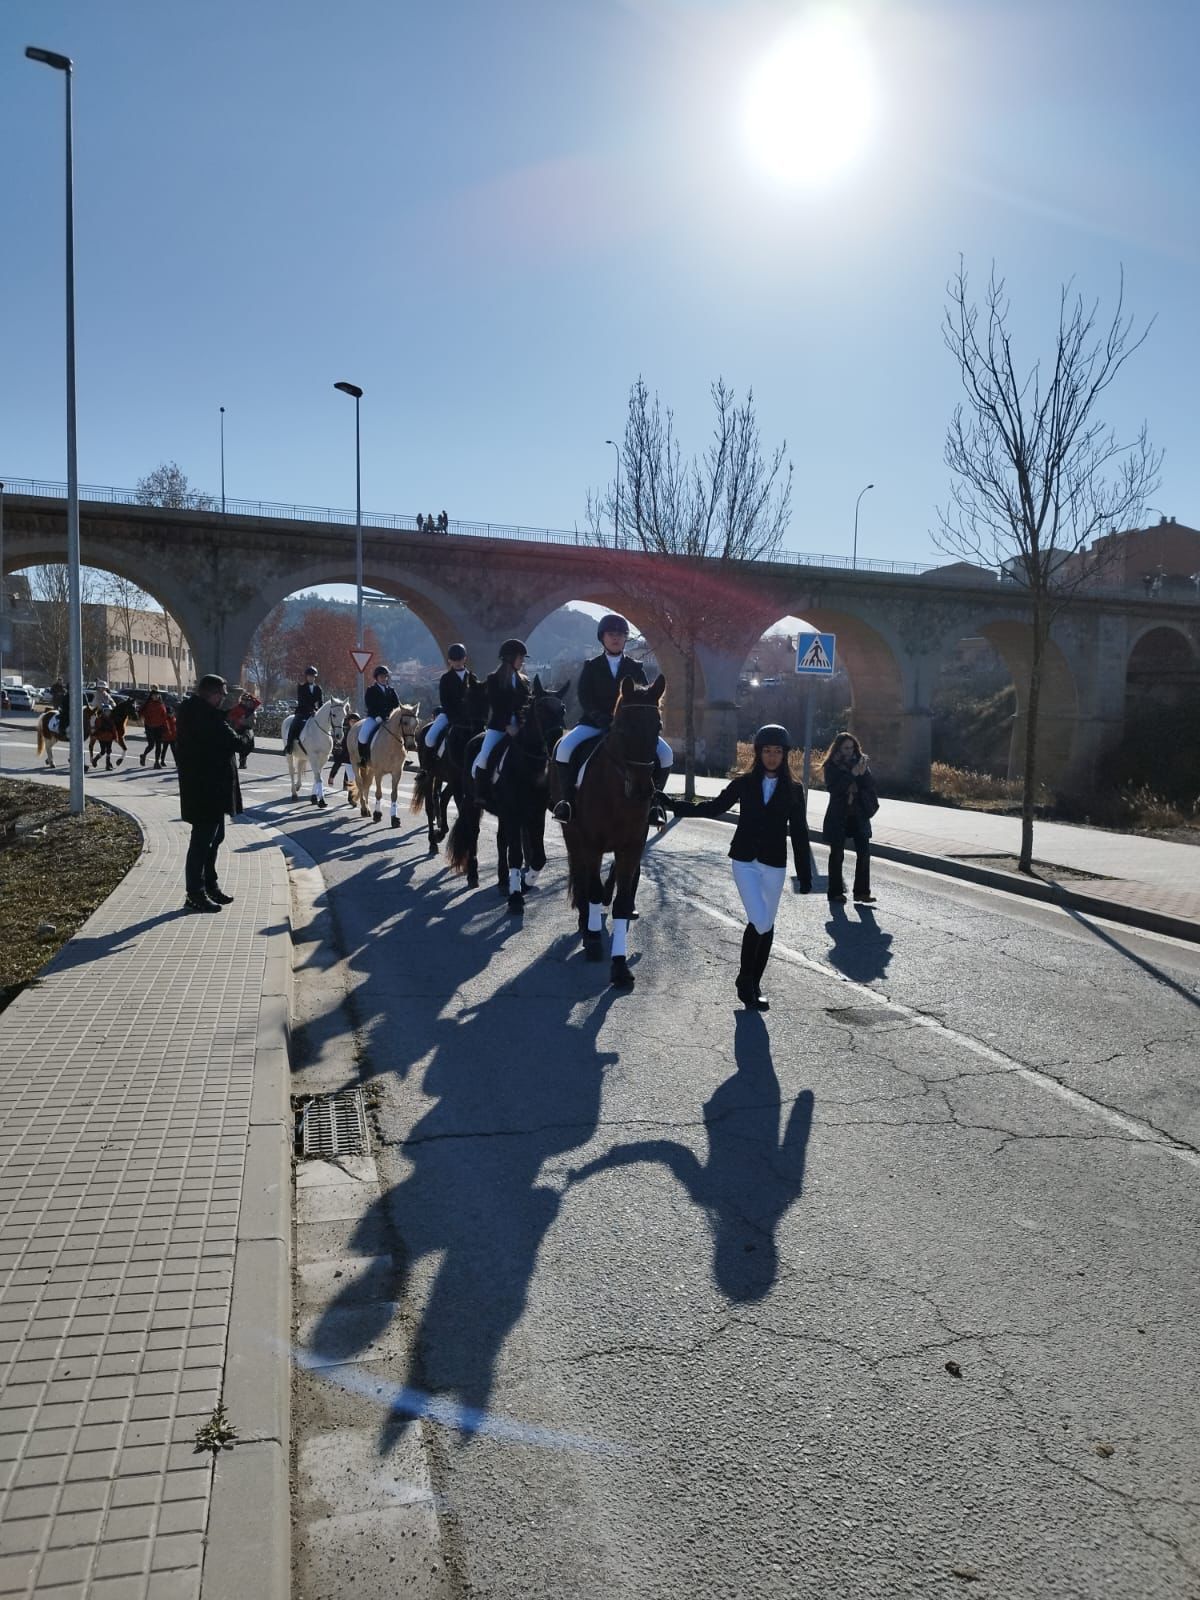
201, 821, 294, 1600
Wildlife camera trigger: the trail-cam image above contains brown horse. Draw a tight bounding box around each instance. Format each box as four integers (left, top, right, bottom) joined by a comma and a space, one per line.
89, 699, 135, 769
555, 674, 666, 988
410, 680, 489, 851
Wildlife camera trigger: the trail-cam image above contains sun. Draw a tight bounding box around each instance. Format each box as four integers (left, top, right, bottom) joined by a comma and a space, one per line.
742, 14, 878, 188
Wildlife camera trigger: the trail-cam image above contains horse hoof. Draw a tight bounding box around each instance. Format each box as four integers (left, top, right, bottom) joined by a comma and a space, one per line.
467, 870, 479, 888
373, 811, 382, 823
391, 817, 400, 829
610, 957, 635, 988
317, 798, 327, 809
584, 934, 604, 962
508, 893, 525, 914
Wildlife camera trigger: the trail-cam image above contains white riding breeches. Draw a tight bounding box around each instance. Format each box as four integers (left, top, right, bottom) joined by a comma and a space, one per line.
472, 726, 507, 774
731, 858, 786, 935
556, 725, 673, 770
426, 711, 450, 748
357, 715, 380, 750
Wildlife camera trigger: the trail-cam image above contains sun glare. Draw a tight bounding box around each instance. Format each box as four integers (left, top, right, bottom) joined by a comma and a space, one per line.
743, 14, 878, 188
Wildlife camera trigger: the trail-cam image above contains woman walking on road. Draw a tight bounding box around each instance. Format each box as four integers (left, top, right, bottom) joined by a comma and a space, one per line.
821, 732, 878, 905
140, 686, 169, 767
665, 724, 812, 1011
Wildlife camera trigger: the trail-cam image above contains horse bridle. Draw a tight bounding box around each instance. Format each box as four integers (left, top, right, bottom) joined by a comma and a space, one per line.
606, 707, 660, 799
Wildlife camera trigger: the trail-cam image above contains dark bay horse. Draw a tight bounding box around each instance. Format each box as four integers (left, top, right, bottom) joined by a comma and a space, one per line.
447, 677, 569, 911
89, 699, 135, 769
554, 674, 666, 988
411, 680, 489, 852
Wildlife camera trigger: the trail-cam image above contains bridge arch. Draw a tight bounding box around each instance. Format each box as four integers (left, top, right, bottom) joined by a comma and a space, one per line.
962, 620, 1080, 786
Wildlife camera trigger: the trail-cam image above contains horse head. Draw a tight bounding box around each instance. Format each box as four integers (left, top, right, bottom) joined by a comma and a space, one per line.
611, 675, 666, 800
525, 676, 569, 756
398, 702, 421, 748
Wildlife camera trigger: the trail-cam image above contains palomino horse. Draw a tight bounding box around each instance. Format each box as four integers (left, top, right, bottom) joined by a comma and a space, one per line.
554, 674, 667, 988
89, 699, 135, 769
351, 703, 421, 825
410, 680, 489, 852
283, 698, 348, 808
447, 677, 569, 912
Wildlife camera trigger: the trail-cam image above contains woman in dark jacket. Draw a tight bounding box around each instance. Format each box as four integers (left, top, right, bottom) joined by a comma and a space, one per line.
470, 639, 530, 780
821, 732, 878, 905
666, 724, 812, 1010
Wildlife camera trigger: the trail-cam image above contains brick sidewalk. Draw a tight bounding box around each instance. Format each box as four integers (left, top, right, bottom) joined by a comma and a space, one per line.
0, 777, 291, 1599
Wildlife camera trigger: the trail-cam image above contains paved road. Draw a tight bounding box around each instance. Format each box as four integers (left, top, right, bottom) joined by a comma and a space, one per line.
5, 726, 1199, 1597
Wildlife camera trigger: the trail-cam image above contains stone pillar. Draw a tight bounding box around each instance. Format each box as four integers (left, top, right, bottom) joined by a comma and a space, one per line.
694, 645, 743, 775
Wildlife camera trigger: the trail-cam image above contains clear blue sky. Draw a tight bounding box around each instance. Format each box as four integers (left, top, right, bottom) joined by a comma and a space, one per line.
3, 0, 1197, 570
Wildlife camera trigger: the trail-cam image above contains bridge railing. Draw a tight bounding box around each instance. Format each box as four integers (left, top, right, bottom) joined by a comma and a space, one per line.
0, 474, 936, 575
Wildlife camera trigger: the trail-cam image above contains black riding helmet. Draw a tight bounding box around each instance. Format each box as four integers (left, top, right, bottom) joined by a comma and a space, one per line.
498, 638, 528, 661
753, 723, 792, 753
304, 665, 319, 677
447, 643, 467, 662
596, 613, 630, 642
372, 665, 390, 679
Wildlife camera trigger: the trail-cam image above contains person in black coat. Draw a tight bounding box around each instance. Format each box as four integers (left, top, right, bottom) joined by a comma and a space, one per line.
176, 674, 250, 912
471, 639, 530, 779
552, 613, 673, 824
424, 644, 476, 750
283, 666, 324, 755
666, 724, 811, 1010
821, 731, 878, 904
356, 665, 401, 766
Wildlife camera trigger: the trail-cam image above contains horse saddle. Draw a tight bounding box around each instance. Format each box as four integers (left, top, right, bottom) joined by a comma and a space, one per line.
562, 732, 605, 786
47, 715, 60, 736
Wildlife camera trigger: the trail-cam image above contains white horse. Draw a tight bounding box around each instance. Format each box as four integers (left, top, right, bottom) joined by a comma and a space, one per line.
283, 697, 348, 808
351, 702, 421, 826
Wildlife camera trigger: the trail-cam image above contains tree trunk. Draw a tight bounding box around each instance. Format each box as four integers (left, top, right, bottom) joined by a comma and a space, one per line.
683, 644, 697, 802
1018, 614, 1046, 875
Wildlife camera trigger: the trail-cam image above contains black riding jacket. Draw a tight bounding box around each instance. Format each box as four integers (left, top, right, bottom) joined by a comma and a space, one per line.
485, 666, 530, 732
577, 653, 647, 728
672, 771, 811, 875
437, 667, 477, 720
294, 681, 324, 719
364, 682, 400, 721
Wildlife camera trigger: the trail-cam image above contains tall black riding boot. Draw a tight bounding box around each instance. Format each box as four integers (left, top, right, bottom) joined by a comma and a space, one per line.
552, 764, 575, 823
735, 924, 762, 1009
752, 927, 775, 1009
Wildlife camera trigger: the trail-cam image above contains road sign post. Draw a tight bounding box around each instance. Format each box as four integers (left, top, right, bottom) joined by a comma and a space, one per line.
795, 631, 836, 793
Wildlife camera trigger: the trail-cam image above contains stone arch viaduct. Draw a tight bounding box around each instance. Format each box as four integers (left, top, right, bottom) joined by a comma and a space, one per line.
6, 493, 1199, 791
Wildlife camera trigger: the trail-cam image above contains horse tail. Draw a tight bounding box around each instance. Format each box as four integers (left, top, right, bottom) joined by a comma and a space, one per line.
446, 791, 480, 874
410, 767, 432, 815
36, 721, 45, 756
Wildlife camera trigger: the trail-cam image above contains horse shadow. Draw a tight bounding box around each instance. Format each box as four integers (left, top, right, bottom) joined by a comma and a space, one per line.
823, 904, 894, 983
304, 974, 621, 1454
565, 1010, 814, 1303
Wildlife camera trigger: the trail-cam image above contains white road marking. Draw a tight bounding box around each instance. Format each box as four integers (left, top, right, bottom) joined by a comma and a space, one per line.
683, 892, 1200, 1169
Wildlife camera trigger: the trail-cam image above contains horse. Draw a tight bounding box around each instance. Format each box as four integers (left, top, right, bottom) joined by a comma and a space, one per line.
36, 704, 93, 769
89, 698, 135, 769
282, 697, 348, 808
410, 680, 489, 852
447, 676, 570, 912
554, 674, 667, 988
351, 702, 421, 825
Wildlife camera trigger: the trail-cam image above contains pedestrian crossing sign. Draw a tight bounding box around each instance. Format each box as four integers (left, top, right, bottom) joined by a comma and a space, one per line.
795, 632, 836, 676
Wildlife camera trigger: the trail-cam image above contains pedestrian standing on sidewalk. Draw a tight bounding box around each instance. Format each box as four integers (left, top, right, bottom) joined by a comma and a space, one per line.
176, 674, 250, 913
821, 732, 878, 905
664, 724, 812, 1011
140, 686, 169, 767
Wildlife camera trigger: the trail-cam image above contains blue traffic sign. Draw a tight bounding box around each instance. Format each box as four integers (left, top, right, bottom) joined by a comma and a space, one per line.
795, 632, 836, 676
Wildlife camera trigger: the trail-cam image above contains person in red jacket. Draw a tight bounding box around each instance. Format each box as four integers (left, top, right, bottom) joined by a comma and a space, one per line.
140, 686, 170, 768
227, 690, 261, 770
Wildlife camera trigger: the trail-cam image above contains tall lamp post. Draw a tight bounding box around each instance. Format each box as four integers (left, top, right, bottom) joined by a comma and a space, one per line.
605, 439, 620, 549
0, 481, 6, 773
219, 406, 226, 514
27, 44, 84, 813
334, 381, 364, 670
852, 481, 875, 572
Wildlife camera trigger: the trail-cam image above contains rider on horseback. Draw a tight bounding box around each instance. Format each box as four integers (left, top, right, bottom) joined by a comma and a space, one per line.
470, 639, 529, 785
553, 613, 672, 826
424, 644, 476, 751
357, 665, 400, 767
283, 666, 323, 756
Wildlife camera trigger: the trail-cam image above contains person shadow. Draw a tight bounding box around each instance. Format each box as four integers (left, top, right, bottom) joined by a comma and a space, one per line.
565, 1011, 814, 1303
823, 904, 894, 983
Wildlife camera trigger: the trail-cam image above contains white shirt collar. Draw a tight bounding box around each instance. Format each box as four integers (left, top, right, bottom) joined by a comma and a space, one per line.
607, 652, 623, 675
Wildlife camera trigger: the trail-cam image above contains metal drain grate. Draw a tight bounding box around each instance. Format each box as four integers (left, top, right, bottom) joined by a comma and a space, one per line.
300, 1089, 370, 1158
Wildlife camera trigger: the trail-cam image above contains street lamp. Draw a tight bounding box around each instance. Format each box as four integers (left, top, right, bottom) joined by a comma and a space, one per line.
605, 439, 620, 549
333, 382, 364, 660
852, 481, 874, 572
219, 406, 226, 514
27, 44, 85, 814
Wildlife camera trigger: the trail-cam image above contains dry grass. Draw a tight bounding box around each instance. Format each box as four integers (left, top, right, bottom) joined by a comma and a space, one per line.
929, 762, 1051, 811
0, 777, 142, 1013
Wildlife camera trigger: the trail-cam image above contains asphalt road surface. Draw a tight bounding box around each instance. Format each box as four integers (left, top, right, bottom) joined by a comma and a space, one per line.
6, 728, 1199, 1598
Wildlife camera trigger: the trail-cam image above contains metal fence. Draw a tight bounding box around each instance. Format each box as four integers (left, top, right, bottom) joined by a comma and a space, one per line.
0, 474, 937, 576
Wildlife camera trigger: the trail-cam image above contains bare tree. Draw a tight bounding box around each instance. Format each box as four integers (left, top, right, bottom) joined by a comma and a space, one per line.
938, 261, 1160, 872
136, 461, 217, 511
100, 572, 155, 689
242, 604, 292, 702
154, 610, 188, 691
588, 378, 792, 795
27, 565, 105, 683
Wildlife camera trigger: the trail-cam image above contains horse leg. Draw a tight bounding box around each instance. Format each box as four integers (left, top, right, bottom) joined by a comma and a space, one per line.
572, 848, 606, 962
390, 771, 401, 829
372, 770, 383, 824
504, 805, 526, 914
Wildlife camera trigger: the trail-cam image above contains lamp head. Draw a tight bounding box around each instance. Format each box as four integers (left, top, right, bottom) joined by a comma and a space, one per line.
26, 46, 73, 71
334, 381, 363, 399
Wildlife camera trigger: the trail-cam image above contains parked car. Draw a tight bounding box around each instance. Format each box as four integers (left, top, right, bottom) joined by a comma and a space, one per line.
6, 686, 33, 711
1, 689, 9, 712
